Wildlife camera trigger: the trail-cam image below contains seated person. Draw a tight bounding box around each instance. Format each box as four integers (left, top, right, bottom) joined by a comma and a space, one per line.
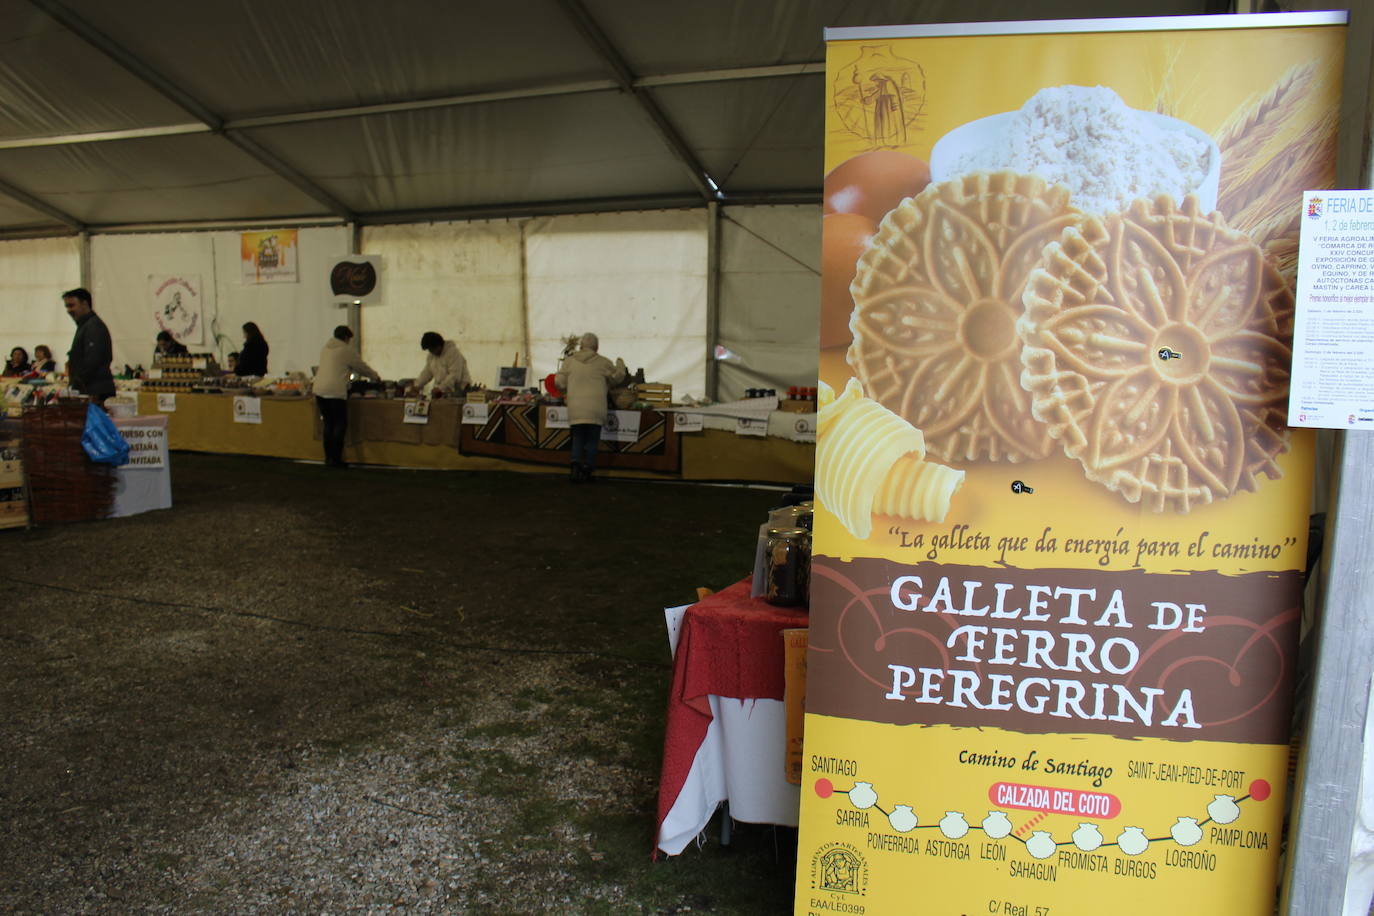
5, 347, 30, 376
31, 345, 56, 373
155, 331, 189, 360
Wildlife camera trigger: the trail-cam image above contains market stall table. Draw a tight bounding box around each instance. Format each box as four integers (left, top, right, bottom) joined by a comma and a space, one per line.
132, 391, 813, 483
656, 578, 807, 856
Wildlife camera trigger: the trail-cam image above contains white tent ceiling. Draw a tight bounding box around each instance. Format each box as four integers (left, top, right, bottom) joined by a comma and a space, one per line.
0, 0, 1252, 237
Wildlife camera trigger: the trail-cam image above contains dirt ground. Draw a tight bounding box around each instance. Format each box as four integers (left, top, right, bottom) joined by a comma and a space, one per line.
0, 454, 801, 914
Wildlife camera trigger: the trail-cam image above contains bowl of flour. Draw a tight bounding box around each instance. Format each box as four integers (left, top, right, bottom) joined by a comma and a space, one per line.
930, 85, 1220, 216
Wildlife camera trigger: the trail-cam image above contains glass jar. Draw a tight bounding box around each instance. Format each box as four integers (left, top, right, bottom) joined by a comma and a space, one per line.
765, 526, 811, 608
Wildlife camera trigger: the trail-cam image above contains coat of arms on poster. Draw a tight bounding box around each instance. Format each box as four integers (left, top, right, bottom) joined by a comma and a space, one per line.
241, 230, 298, 284
149, 274, 204, 346
329, 254, 383, 304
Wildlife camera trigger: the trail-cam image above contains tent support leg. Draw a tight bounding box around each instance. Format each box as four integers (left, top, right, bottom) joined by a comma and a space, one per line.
705, 200, 721, 401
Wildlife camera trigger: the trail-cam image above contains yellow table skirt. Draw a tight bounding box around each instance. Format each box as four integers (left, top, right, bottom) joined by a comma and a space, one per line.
135, 392, 814, 484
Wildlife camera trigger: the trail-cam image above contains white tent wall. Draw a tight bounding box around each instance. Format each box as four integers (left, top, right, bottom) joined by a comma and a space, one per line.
525, 210, 707, 398
358, 221, 525, 387
716, 204, 821, 400
0, 237, 82, 366
89, 226, 350, 376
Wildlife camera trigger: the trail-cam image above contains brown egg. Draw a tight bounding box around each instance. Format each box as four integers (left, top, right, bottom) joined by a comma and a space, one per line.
823, 151, 932, 225
821, 212, 877, 350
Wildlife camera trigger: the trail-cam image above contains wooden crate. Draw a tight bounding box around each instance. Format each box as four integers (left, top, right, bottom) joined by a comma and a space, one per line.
634, 383, 672, 404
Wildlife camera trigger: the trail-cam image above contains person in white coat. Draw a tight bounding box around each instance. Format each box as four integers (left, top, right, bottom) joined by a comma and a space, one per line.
555, 332, 626, 483
313, 325, 379, 468
409, 331, 471, 396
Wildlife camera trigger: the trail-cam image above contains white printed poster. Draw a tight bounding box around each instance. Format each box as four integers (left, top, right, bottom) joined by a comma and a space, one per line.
156, 393, 177, 412
1291, 189, 1374, 428
232, 396, 262, 424
119, 425, 166, 469
736, 417, 769, 437
462, 402, 489, 425
149, 274, 205, 346
545, 406, 570, 429
672, 411, 704, 433
403, 400, 430, 425
603, 410, 640, 443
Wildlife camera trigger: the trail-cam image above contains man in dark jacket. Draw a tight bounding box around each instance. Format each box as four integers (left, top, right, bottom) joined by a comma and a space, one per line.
63, 287, 116, 405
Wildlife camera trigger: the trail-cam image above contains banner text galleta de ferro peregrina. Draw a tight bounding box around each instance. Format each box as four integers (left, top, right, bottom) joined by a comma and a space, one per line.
883, 575, 1204, 730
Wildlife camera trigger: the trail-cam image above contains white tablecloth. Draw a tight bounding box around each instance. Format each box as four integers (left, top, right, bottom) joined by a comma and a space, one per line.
656, 695, 800, 856
656, 603, 800, 856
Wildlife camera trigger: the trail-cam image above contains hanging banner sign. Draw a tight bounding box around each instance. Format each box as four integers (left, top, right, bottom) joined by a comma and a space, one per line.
241, 229, 298, 284
149, 274, 205, 346
799, 12, 1343, 916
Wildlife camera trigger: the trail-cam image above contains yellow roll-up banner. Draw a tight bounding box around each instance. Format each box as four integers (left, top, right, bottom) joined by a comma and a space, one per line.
802, 12, 1344, 915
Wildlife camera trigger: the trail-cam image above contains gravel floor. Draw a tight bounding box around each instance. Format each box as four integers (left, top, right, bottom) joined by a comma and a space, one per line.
0, 454, 798, 914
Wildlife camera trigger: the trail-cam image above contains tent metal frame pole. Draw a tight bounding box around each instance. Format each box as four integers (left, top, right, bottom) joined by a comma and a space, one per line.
705, 201, 721, 401
0, 64, 825, 152
27, 0, 354, 222
1281, 6, 1374, 912
554, 0, 720, 202
0, 175, 84, 231
78, 231, 91, 289
347, 222, 363, 346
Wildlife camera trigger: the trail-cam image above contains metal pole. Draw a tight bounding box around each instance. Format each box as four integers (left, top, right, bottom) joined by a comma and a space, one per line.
1282, 433, 1374, 914
347, 222, 362, 346
78, 230, 91, 289
705, 201, 721, 401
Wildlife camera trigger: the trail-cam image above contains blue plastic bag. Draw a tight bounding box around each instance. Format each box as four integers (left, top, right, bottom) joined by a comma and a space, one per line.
81, 403, 130, 466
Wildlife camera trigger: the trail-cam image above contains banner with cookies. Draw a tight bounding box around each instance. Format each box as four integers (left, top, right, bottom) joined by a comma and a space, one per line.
801, 12, 1344, 916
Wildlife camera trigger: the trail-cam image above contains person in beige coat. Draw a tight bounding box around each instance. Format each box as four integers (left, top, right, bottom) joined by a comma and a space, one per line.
555, 332, 626, 483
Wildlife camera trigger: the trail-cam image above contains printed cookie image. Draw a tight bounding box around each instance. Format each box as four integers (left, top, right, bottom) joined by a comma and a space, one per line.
1019, 195, 1294, 512
847, 171, 1086, 463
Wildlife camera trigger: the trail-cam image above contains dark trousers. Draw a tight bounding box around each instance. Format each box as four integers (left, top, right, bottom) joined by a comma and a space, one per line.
570, 423, 602, 469
316, 396, 348, 465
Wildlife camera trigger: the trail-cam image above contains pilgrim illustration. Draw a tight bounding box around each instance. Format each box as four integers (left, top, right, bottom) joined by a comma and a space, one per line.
888, 805, 919, 833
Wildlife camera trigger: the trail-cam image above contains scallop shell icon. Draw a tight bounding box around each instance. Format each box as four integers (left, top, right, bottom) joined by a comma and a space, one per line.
939, 811, 969, 839
1207, 794, 1241, 825
888, 805, 919, 833
1026, 830, 1056, 860
981, 810, 1012, 839
848, 782, 878, 810
1117, 826, 1149, 856
1072, 823, 1103, 852
1171, 817, 1203, 846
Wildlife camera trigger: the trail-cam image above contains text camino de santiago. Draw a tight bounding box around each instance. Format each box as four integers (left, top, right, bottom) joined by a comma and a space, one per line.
882, 576, 1204, 729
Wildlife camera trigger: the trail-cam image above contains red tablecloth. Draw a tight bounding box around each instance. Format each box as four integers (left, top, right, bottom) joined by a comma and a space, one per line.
655, 577, 808, 850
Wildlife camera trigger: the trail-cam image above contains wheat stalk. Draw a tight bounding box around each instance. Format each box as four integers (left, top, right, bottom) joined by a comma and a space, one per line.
1221, 104, 1338, 231
1216, 63, 1316, 203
